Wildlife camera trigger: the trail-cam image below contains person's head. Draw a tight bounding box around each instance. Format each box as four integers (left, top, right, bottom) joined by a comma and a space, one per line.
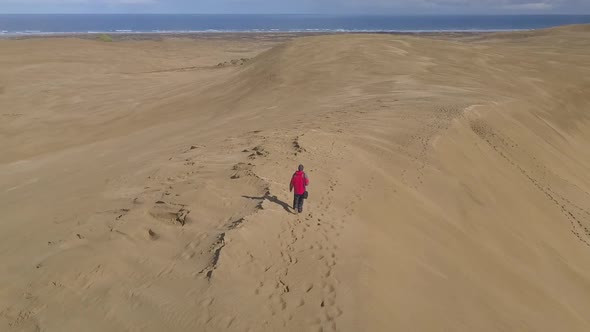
298, 164, 304, 172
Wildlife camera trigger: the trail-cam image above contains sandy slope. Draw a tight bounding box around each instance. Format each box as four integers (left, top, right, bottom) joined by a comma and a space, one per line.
1, 27, 590, 331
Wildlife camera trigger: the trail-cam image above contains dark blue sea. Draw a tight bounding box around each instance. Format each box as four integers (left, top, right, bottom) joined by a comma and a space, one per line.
1, 14, 590, 36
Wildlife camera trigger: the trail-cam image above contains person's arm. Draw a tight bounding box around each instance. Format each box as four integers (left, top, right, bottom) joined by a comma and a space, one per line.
290, 174, 294, 192
304, 173, 309, 187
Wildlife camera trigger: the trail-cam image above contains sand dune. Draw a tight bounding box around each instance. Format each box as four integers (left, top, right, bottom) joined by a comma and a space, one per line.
1, 26, 590, 331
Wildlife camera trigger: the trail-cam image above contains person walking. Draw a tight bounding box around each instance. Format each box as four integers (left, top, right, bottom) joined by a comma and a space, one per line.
290, 164, 309, 214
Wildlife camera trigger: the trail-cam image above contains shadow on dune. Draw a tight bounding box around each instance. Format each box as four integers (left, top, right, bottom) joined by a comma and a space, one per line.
242, 193, 293, 214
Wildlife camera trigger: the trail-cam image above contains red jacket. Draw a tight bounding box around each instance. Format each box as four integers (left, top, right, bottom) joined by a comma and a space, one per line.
290, 171, 309, 195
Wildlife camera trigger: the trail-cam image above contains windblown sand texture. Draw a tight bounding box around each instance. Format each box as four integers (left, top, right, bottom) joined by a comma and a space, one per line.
1, 26, 590, 331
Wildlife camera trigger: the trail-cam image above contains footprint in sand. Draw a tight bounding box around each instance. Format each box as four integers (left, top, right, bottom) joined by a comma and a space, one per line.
148, 201, 191, 226
148, 229, 159, 240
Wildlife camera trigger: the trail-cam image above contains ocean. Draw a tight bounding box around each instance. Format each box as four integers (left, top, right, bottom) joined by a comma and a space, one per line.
1, 14, 590, 36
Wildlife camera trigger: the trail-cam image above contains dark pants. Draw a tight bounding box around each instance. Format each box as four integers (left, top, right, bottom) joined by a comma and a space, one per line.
293, 194, 305, 213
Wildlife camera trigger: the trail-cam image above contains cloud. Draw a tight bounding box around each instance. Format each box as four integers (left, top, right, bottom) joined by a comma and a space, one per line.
420, 0, 555, 10
0, 0, 156, 3
0, 0, 588, 13
0, 0, 158, 12
502, 2, 553, 10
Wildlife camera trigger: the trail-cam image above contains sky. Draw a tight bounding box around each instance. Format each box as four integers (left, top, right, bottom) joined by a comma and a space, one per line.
1, 0, 590, 14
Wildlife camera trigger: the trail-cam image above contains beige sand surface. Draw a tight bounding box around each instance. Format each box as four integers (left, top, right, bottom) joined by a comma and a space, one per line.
1, 27, 590, 331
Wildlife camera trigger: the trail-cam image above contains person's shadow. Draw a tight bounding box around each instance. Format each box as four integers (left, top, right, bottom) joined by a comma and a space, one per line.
242, 193, 293, 214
